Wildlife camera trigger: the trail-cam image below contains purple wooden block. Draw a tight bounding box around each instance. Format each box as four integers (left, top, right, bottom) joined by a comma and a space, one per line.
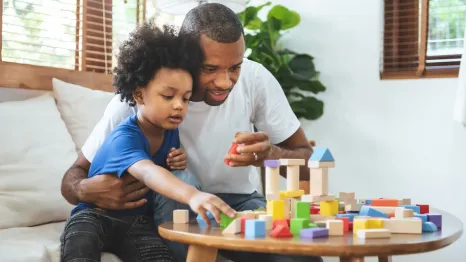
427, 213, 442, 229
264, 160, 280, 168
300, 228, 329, 239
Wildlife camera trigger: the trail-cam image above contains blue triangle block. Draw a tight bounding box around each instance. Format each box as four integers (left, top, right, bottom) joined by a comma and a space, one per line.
359, 206, 389, 218
309, 147, 334, 162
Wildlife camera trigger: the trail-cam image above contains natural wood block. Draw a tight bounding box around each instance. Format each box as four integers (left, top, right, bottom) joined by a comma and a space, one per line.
398, 198, 411, 206
383, 218, 422, 234
286, 165, 300, 191
357, 229, 391, 239
280, 159, 305, 166
326, 220, 344, 236
280, 190, 305, 199
259, 214, 273, 231
308, 161, 335, 168
265, 166, 280, 196
310, 214, 335, 222
310, 168, 328, 196
395, 207, 414, 219
301, 194, 335, 203
173, 209, 189, 224
266, 193, 280, 201
339, 192, 355, 202
222, 218, 241, 235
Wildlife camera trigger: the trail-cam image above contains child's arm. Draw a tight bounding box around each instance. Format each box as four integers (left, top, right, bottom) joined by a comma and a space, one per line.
127, 159, 235, 224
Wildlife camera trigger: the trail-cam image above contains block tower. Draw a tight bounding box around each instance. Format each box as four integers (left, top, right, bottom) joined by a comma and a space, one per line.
301, 147, 337, 216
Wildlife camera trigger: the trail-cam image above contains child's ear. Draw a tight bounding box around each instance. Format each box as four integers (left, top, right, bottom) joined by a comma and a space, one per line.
133, 88, 144, 105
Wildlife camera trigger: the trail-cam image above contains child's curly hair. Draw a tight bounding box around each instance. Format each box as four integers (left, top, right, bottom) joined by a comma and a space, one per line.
113, 22, 204, 106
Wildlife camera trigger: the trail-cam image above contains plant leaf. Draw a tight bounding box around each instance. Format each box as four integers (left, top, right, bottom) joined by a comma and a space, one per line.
290, 96, 324, 120
288, 54, 316, 80
267, 5, 301, 30
293, 80, 326, 94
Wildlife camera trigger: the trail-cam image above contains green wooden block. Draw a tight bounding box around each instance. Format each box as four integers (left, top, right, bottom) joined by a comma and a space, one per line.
308, 223, 319, 228
290, 218, 310, 235
295, 201, 310, 219
220, 213, 236, 228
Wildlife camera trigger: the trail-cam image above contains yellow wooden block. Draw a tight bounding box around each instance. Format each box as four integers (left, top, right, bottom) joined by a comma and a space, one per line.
368, 218, 385, 229
266, 200, 285, 220
320, 200, 339, 216
353, 218, 370, 235
279, 190, 305, 199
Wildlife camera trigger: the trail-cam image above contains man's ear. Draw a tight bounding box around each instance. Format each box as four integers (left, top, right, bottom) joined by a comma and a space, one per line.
133, 88, 144, 105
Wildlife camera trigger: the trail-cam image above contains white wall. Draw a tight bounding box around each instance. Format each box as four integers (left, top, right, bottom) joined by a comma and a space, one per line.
250, 0, 466, 261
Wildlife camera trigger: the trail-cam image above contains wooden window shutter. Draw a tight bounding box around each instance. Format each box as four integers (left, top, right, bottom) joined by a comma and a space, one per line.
80, 0, 113, 74
381, 0, 463, 79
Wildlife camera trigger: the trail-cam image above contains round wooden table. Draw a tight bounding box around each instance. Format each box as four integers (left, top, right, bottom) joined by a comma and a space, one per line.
159, 209, 463, 262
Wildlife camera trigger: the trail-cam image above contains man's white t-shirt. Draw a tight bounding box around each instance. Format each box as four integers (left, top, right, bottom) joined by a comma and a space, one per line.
81, 58, 301, 194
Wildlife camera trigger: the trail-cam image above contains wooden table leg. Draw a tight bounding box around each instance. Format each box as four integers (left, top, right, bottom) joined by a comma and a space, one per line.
340, 257, 365, 262
186, 244, 218, 262
378, 256, 392, 262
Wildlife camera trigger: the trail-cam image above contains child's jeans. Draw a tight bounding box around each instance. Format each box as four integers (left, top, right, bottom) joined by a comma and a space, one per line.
60, 209, 175, 262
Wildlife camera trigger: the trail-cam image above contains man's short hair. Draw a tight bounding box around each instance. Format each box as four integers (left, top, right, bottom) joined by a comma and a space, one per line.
179, 3, 244, 43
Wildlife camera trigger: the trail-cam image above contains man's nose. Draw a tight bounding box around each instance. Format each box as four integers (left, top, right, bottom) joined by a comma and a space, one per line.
214, 71, 233, 89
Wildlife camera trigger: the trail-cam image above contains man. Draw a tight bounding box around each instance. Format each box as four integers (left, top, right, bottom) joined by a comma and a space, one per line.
61, 3, 320, 262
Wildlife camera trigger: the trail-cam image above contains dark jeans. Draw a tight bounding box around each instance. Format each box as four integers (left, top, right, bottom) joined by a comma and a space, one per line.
60, 209, 175, 262
152, 170, 324, 262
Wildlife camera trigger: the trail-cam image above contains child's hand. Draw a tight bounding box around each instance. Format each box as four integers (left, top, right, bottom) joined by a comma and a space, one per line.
188, 191, 236, 225
167, 147, 187, 170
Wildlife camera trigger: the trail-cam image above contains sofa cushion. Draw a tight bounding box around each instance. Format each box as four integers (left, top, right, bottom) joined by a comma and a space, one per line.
52, 78, 114, 151
0, 222, 122, 262
0, 93, 77, 229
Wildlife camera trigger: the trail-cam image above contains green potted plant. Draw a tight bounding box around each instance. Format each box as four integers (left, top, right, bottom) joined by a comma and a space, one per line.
237, 2, 326, 120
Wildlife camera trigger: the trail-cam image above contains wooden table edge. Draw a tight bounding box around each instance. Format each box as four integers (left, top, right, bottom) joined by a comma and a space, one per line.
158, 225, 463, 257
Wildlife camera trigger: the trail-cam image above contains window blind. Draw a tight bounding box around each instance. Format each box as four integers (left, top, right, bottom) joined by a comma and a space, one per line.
381, 0, 464, 79
1, 0, 146, 73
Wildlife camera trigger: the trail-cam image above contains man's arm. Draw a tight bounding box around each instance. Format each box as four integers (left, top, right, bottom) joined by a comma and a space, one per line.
61, 152, 150, 209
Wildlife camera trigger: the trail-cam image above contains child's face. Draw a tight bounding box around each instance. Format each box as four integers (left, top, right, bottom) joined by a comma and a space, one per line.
135, 68, 193, 130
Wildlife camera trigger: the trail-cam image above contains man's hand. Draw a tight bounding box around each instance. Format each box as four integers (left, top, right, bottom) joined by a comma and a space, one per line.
166, 147, 187, 170
188, 191, 236, 225
224, 131, 272, 167
78, 174, 150, 210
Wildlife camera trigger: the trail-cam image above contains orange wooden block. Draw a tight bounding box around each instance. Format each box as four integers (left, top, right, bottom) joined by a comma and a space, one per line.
371, 199, 399, 207
388, 212, 395, 218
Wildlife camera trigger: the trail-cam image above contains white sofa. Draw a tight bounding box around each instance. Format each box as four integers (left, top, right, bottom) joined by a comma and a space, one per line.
0, 79, 121, 262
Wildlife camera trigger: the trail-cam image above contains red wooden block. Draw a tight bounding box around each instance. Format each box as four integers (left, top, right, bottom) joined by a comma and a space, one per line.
270, 225, 293, 238
371, 199, 399, 207
349, 222, 353, 230
388, 212, 395, 218
310, 207, 319, 214
416, 204, 429, 214
286, 218, 291, 226
336, 217, 349, 232
273, 219, 288, 229
224, 143, 239, 165
240, 217, 250, 232
338, 211, 345, 214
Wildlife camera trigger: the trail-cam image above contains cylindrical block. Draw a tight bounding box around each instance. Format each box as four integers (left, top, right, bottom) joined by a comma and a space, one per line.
265, 166, 279, 194
286, 165, 299, 191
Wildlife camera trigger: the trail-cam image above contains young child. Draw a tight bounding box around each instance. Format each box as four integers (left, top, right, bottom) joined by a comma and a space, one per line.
60, 22, 236, 262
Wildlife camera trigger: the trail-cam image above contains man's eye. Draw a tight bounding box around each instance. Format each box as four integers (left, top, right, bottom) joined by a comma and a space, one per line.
162, 95, 173, 100
203, 67, 216, 73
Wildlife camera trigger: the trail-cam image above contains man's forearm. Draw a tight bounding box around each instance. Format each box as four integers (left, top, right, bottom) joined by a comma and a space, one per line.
269, 145, 313, 180
61, 165, 88, 205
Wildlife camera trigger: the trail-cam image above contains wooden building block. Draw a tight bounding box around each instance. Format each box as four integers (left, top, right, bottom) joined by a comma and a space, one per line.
222, 218, 241, 235
240, 217, 251, 233
245, 220, 266, 237
426, 213, 442, 229
339, 192, 355, 202
300, 228, 329, 239
258, 214, 273, 231
301, 194, 335, 203
279, 159, 305, 166
220, 213, 237, 227
345, 203, 361, 212
273, 219, 288, 229
416, 204, 430, 214
286, 165, 300, 191
422, 221, 438, 232
295, 201, 311, 220
266, 193, 280, 201
336, 217, 349, 232
368, 218, 385, 229
310, 214, 336, 222
309, 147, 334, 162
173, 209, 189, 223
310, 168, 328, 196
270, 224, 293, 238
267, 200, 285, 220
265, 166, 280, 196
371, 199, 399, 207
290, 218, 310, 235
353, 218, 370, 235
357, 229, 391, 239
310, 207, 320, 214
383, 218, 422, 234
326, 220, 344, 236
394, 207, 414, 219
401, 205, 421, 214
398, 198, 411, 206
320, 200, 339, 216
280, 190, 305, 199
308, 161, 335, 168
